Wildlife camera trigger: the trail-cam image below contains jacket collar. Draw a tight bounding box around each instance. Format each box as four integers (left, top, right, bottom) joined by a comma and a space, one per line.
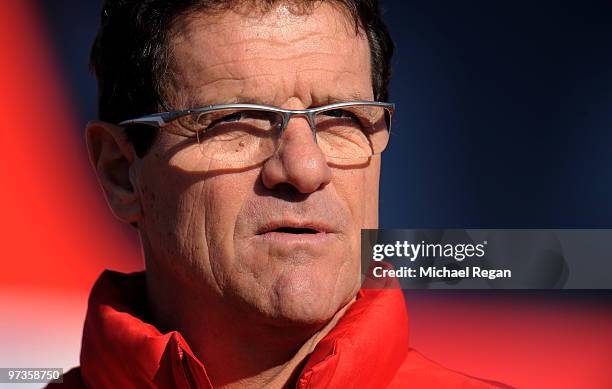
80, 270, 409, 388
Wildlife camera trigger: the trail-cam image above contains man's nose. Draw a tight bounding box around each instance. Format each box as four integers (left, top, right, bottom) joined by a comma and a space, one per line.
261, 114, 332, 193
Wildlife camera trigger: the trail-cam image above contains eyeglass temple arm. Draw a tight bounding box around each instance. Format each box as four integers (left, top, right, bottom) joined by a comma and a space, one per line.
119, 111, 187, 127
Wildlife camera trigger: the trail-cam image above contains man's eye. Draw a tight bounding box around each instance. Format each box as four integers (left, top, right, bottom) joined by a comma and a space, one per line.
198, 111, 244, 131
322, 109, 355, 118
220, 112, 243, 122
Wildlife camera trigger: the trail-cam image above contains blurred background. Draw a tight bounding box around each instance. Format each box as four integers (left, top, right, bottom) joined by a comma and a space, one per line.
1, 0, 611, 388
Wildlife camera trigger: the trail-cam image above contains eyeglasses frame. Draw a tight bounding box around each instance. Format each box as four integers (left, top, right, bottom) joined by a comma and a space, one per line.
118, 100, 395, 160
120, 100, 393, 134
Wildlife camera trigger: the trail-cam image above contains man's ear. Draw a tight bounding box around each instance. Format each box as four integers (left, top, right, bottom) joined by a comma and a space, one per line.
86, 121, 143, 224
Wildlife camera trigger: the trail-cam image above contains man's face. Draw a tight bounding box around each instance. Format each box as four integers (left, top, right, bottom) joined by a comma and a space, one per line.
135, 3, 381, 325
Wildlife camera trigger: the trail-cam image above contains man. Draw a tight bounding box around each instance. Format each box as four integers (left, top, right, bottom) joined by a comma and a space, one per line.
51, 0, 507, 387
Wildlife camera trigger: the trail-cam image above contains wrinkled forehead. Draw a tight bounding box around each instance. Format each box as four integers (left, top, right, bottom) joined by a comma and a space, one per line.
165, 2, 372, 108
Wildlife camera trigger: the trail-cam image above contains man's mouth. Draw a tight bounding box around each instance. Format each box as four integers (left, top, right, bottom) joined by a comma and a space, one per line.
255, 221, 333, 244
256, 221, 330, 236
269, 227, 319, 234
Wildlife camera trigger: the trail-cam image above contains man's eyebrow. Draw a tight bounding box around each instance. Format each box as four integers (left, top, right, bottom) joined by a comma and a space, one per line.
228, 93, 367, 105
326, 92, 366, 103
233, 96, 275, 105
189, 92, 368, 108
196, 96, 275, 106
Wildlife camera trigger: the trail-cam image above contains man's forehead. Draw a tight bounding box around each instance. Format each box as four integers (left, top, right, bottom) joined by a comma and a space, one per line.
167, 2, 372, 108
174, 2, 358, 43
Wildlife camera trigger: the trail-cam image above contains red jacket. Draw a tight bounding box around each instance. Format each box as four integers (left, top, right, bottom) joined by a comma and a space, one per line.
48, 270, 509, 388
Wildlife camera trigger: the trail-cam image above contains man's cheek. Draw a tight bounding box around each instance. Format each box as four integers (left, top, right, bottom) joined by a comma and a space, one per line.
334, 169, 368, 225
202, 183, 243, 254
363, 161, 381, 229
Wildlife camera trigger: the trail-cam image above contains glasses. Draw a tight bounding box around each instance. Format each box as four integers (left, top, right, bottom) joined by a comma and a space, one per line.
119, 101, 394, 164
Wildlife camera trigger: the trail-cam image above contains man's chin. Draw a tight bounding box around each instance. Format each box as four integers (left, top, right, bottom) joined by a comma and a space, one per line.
226, 260, 361, 328
260, 279, 359, 328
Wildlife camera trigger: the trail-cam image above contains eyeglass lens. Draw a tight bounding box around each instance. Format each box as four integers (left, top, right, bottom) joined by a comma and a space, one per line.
188, 105, 390, 163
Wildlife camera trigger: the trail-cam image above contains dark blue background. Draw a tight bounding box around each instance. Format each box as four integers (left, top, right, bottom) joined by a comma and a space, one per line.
40, 0, 612, 228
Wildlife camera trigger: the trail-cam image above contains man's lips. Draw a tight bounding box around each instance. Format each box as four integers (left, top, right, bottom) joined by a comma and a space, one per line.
252, 220, 338, 246
255, 220, 334, 236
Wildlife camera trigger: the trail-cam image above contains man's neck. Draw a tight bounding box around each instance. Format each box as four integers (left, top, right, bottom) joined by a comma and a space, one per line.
146, 269, 354, 389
